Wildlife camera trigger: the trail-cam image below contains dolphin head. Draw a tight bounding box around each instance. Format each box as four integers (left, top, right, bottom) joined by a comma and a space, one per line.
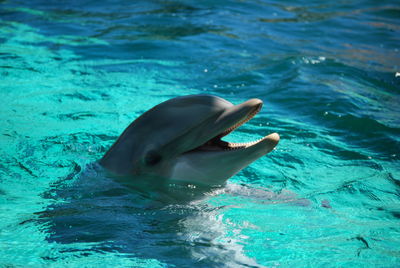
100, 95, 279, 186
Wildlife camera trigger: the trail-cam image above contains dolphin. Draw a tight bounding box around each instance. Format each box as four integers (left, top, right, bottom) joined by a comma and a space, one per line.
100, 95, 279, 186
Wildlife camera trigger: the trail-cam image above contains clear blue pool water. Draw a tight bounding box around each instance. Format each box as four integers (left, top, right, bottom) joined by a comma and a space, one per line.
1, 0, 399, 267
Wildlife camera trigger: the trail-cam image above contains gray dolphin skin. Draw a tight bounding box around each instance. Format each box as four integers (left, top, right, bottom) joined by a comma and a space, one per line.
100, 95, 279, 186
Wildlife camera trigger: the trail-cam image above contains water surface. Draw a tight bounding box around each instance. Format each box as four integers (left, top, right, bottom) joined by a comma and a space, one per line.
0, 0, 399, 267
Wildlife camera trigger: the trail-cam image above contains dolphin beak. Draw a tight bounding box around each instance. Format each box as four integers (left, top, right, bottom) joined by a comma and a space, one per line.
171, 98, 280, 185
191, 98, 279, 153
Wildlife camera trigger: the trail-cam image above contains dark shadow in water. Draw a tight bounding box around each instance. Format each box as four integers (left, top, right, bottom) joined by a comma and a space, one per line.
35, 163, 264, 267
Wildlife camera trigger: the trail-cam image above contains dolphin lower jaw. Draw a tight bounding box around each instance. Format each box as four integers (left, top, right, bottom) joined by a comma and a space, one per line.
170, 133, 279, 186
189, 133, 279, 152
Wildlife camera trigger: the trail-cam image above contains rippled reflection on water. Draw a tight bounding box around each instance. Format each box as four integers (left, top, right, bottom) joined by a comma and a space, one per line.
35, 164, 269, 267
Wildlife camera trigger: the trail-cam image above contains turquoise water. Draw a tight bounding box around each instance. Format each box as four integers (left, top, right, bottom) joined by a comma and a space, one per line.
1, 0, 399, 267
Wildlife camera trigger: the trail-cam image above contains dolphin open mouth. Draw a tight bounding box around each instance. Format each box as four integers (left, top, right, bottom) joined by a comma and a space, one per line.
189, 100, 278, 152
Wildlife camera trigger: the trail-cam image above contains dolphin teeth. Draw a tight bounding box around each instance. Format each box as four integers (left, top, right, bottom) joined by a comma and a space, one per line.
226, 137, 265, 150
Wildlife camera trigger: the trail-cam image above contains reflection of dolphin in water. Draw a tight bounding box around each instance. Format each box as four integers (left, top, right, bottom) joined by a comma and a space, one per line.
39, 165, 273, 267
100, 94, 279, 186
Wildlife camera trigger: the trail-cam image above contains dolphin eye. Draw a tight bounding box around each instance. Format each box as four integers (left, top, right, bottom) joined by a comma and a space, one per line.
144, 150, 162, 166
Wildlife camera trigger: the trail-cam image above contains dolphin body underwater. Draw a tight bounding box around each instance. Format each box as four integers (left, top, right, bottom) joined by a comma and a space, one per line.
100, 95, 279, 186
